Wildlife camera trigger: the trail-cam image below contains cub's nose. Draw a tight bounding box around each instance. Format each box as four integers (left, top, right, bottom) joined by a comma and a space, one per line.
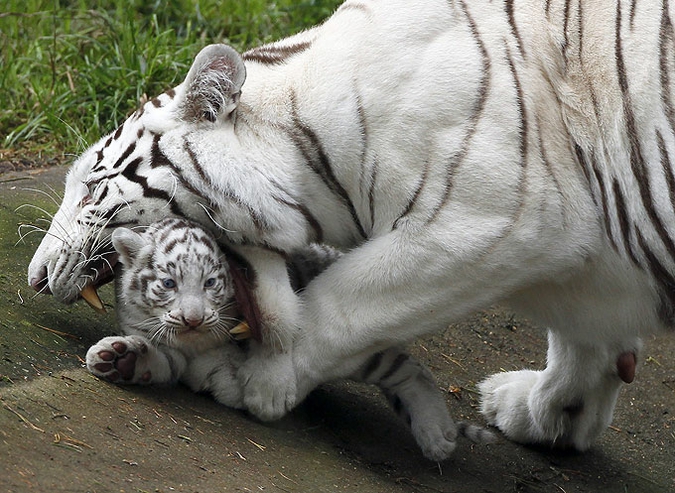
182, 316, 204, 328
29, 265, 51, 294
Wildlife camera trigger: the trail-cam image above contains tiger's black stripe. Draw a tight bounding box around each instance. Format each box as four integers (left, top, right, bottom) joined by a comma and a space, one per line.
629, 0, 638, 30
112, 142, 137, 170
575, 1, 584, 62
119, 155, 186, 217
658, 131, 675, 210
419, 0, 492, 226
589, 150, 618, 249
660, 0, 675, 135
475, 45, 529, 245
536, 121, 568, 227
560, 0, 572, 60
182, 136, 267, 234
275, 196, 324, 243
113, 120, 125, 141
636, 228, 675, 324
573, 143, 593, 193
615, 2, 675, 268
337, 1, 371, 16
267, 175, 323, 242
149, 133, 214, 208
505, 0, 525, 57
243, 41, 312, 66
506, 45, 528, 171
379, 353, 410, 383
360, 351, 384, 381
288, 93, 367, 238
393, 160, 430, 230
354, 90, 375, 235
612, 178, 641, 266
367, 157, 378, 232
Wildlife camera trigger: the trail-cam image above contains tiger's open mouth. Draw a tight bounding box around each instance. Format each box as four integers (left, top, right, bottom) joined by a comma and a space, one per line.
78, 252, 119, 313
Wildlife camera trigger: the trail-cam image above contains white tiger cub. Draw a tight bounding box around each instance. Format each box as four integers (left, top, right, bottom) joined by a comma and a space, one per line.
86, 218, 493, 460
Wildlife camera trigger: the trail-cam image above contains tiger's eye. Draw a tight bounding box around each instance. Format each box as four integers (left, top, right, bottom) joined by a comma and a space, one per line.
204, 278, 216, 288
162, 278, 176, 289
79, 194, 93, 208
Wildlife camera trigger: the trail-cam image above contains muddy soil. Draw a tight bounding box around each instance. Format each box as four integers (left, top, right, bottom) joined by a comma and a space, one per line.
1, 166, 673, 493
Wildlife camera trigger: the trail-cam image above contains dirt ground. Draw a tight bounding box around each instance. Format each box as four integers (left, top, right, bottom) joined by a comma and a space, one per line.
1, 165, 674, 493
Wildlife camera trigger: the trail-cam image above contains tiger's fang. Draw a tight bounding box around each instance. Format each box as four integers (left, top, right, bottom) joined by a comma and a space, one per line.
229, 321, 251, 339
80, 284, 106, 314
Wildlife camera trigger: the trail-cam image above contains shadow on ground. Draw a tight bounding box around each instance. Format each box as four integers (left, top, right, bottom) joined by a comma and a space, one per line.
1, 166, 673, 492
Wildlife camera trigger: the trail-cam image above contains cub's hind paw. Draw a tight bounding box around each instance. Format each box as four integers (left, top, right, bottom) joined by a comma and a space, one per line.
86, 336, 152, 384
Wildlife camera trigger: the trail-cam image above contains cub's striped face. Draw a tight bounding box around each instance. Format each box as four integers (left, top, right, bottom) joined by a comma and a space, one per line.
27, 45, 247, 305
114, 219, 238, 352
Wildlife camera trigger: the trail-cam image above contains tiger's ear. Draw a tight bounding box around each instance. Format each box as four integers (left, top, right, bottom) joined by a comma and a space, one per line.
111, 228, 147, 266
179, 44, 247, 123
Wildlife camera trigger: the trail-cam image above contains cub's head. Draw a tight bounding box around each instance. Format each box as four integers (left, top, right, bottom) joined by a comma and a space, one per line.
113, 218, 240, 353
27, 44, 247, 305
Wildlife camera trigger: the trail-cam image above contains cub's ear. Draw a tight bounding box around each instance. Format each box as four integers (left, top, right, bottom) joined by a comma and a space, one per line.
111, 228, 147, 266
179, 44, 246, 123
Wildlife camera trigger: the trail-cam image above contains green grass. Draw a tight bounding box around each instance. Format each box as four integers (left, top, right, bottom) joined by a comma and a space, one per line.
0, 0, 342, 155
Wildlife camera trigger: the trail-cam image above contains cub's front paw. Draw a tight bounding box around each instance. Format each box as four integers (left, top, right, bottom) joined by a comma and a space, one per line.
237, 352, 297, 421
86, 336, 153, 384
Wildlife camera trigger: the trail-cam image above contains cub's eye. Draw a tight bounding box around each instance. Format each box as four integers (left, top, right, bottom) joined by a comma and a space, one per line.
204, 278, 216, 288
162, 278, 176, 289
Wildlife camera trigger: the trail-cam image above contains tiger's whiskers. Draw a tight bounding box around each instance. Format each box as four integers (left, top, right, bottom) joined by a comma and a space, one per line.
197, 203, 238, 234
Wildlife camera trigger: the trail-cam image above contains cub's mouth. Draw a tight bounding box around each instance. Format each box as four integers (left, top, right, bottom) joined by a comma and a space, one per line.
79, 252, 119, 313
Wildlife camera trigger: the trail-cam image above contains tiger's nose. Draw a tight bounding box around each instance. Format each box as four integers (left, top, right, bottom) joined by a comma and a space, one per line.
182, 316, 204, 328
29, 265, 52, 294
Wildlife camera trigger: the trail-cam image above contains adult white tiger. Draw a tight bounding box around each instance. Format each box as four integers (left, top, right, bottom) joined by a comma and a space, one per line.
27, 0, 675, 452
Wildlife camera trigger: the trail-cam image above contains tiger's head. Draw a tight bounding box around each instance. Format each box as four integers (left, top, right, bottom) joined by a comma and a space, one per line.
113, 218, 240, 353
27, 44, 248, 305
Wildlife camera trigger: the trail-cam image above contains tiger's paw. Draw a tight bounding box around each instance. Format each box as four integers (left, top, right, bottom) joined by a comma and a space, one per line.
479, 369, 614, 451
478, 370, 540, 445
86, 335, 154, 384
410, 411, 495, 461
237, 351, 298, 421
479, 361, 623, 451
411, 419, 458, 461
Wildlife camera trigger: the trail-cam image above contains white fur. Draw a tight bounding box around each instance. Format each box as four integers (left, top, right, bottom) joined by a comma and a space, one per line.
30, 0, 675, 450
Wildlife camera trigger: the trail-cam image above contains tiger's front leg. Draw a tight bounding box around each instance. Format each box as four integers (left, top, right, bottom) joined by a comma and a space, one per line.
86, 335, 186, 385
479, 331, 641, 450
239, 225, 546, 421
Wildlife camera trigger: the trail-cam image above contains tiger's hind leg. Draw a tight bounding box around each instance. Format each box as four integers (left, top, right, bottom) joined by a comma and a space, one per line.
479, 255, 654, 450
479, 331, 641, 450
356, 347, 494, 461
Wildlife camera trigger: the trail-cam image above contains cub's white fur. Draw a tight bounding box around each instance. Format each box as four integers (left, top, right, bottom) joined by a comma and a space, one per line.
29, 0, 675, 451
